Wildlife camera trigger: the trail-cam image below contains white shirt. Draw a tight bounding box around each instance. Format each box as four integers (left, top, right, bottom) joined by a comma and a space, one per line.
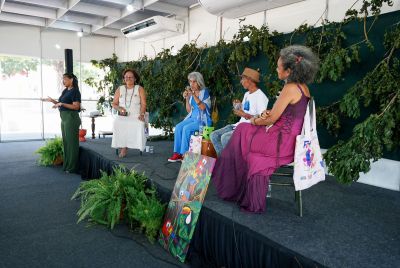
234, 89, 269, 127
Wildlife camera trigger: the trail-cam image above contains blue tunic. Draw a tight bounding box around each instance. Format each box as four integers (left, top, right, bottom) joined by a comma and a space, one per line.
173, 88, 212, 155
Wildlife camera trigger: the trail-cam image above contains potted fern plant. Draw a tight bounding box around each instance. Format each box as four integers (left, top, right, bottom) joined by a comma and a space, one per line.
35, 137, 64, 166
71, 166, 165, 241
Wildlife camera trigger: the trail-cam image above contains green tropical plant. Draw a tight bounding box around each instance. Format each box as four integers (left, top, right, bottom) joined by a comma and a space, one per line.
71, 166, 166, 242
35, 137, 63, 166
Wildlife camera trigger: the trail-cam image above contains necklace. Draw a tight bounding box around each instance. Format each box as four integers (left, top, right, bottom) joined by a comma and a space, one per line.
124, 85, 135, 109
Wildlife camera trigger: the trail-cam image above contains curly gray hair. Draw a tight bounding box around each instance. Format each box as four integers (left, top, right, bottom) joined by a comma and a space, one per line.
279, 45, 319, 84
187, 72, 206, 90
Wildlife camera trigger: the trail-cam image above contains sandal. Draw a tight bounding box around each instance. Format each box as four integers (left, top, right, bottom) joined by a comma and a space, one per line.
118, 148, 127, 158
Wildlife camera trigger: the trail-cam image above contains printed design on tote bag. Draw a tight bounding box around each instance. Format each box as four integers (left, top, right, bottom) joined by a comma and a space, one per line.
302, 141, 315, 168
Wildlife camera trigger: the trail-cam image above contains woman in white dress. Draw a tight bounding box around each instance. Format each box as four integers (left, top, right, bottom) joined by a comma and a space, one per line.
111, 69, 147, 158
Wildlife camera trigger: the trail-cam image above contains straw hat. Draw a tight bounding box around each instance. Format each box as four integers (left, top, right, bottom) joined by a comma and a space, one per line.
241, 67, 260, 83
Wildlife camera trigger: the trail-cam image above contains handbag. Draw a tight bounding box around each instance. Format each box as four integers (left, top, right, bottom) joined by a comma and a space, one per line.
293, 98, 325, 191
189, 135, 202, 154
211, 96, 219, 124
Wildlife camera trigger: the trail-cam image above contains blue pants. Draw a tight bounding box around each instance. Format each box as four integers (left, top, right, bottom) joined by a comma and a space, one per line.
174, 118, 199, 155
210, 124, 235, 156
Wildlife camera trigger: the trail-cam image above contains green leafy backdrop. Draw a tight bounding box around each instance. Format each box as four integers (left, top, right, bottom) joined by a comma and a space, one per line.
86, 1, 399, 184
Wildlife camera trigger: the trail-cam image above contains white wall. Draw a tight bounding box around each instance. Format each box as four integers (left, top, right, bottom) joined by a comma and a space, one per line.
0, 22, 115, 62
357, 159, 400, 191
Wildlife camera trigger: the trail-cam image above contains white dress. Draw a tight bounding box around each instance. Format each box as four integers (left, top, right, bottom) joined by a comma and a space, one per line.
112, 85, 146, 151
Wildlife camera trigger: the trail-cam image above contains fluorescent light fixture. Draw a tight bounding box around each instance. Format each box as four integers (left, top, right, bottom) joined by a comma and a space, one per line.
55, 44, 61, 49
126, 4, 134, 12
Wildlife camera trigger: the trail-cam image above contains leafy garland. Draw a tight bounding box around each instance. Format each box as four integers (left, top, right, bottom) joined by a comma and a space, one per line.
86, 0, 398, 184
323, 25, 399, 183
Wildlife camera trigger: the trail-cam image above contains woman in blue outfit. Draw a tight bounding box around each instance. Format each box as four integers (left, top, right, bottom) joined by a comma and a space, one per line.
168, 72, 212, 162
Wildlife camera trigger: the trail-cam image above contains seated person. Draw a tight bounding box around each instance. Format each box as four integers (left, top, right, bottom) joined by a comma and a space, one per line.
168, 72, 212, 162
210, 67, 268, 156
212, 45, 319, 213
111, 69, 147, 158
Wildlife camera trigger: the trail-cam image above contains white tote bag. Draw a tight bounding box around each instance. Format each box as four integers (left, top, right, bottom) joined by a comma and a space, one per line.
293, 99, 325, 191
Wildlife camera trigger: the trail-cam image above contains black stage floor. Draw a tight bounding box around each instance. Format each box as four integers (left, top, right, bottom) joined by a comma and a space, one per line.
79, 138, 400, 268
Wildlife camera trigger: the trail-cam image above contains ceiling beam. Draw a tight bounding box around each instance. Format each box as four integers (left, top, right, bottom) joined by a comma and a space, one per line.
11, 0, 66, 9
146, 2, 188, 17
92, 0, 187, 33
2, 2, 57, 19
70, 2, 121, 18
143, 0, 159, 6
60, 12, 103, 26
49, 20, 91, 33
47, 0, 81, 27
96, 0, 132, 5
0, 12, 45, 26
92, 0, 143, 32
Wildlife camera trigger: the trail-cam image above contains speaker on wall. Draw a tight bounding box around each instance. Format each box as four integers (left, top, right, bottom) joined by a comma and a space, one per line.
64, 49, 73, 74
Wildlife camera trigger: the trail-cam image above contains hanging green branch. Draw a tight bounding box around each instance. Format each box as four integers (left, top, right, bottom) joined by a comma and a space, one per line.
324, 24, 400, 183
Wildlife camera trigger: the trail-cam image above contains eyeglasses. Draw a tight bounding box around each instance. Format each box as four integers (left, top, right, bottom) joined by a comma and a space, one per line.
124, 76, 134, 79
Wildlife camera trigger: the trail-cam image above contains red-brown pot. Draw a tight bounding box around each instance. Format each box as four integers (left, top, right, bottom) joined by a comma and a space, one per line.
79, 129, 87, 142
53, 155, 63, 166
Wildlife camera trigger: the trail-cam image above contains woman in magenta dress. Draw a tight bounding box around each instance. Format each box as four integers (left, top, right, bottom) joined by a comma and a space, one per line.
212, 45, 319, 213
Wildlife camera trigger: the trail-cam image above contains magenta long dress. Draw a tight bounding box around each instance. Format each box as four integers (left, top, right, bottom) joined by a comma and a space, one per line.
212, 85, 310, 213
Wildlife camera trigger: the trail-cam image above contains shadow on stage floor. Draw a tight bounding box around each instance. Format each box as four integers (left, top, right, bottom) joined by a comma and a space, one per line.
79, 138, 400, 268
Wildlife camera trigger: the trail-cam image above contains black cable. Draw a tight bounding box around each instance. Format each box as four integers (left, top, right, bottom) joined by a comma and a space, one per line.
109, 229, 182, 268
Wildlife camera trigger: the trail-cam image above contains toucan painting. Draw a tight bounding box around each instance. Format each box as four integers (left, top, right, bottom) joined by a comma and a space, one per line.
158, 152, 216, 263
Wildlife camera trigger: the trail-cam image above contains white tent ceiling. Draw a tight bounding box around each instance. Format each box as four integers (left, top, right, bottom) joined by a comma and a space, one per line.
0, 0, 197, 37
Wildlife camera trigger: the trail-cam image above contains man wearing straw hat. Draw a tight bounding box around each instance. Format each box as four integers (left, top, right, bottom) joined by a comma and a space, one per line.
210, 67, 269, 156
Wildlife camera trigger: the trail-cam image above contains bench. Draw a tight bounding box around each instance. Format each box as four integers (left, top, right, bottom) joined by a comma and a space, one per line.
98, 131, 113, 139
